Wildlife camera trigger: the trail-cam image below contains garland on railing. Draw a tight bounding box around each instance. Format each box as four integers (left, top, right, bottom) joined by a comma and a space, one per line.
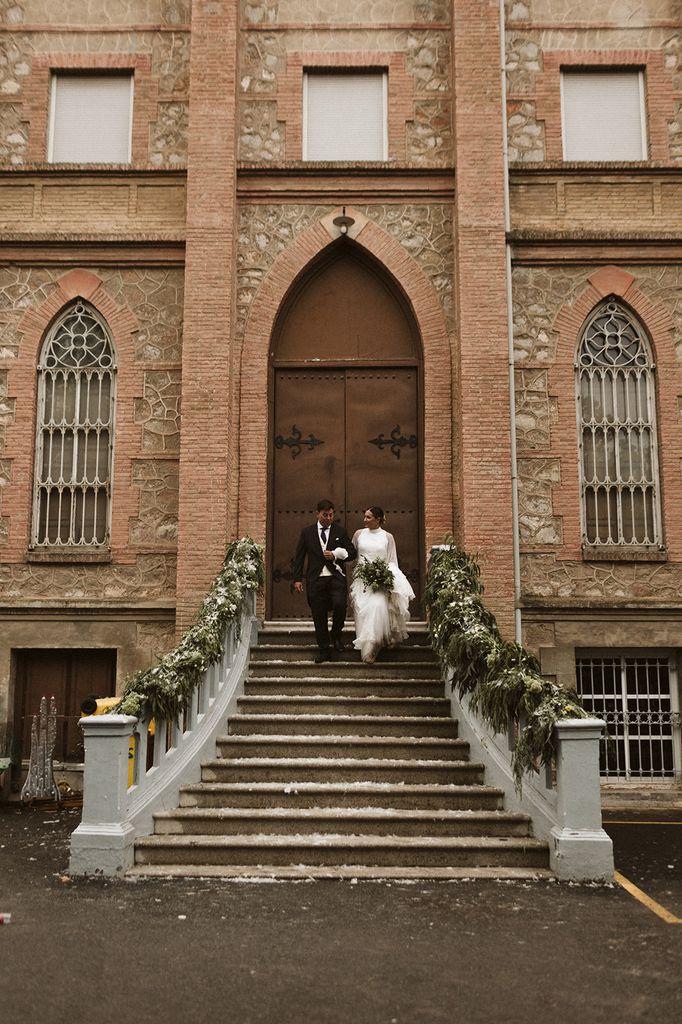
424, 542, 590, 788
116, 538, 264, 721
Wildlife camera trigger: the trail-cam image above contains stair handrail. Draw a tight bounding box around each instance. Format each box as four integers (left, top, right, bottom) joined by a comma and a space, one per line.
70, 538, 263, 877
427, 544, 613, 881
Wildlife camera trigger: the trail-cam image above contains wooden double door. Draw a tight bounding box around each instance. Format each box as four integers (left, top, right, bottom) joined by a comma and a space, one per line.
270, 366, 421, 618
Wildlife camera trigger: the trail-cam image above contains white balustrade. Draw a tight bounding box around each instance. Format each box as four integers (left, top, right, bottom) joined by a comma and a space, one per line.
70, 593, 259, 876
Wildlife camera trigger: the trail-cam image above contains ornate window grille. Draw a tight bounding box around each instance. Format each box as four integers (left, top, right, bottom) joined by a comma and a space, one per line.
32, 301, 116, 548
576, 299, 661, 548
576, 653, 680, 780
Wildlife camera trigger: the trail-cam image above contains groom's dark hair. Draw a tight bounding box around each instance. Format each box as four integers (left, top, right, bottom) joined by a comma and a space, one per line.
317, 499, 334, 512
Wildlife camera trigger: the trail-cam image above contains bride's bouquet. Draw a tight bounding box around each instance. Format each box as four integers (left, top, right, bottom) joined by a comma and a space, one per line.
354, 557, 394, 594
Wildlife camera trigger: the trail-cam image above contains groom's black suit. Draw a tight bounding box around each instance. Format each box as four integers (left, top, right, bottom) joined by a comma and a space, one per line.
293, 521, 357, 656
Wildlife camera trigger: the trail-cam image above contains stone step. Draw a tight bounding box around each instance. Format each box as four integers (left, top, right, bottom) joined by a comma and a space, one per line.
129, 864, 554, 881
228, 714, 458, 738
249, 660, 441, 679
244, 677, 445, 699
134, 833, 549, 869
215, 734, 468, 761
152, 806, 532, 838
200, 757, 485, 786
179, 781, 504, 811
259, 623, 431, 648
250, 644, 437, 663
236, 694, 452, 718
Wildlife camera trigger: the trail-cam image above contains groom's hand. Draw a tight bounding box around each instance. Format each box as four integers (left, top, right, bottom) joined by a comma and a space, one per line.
323, 550, 335, 561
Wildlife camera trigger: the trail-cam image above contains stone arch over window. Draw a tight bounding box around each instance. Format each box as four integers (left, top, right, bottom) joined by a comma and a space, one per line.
32, 300, 117, 549
576, 297, 662, 549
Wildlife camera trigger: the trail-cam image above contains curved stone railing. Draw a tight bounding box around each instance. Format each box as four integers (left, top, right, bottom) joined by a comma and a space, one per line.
446, 670, 614, 881
69, 593, 258, 876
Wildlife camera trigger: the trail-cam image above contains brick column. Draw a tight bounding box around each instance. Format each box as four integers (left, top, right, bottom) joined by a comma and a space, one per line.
451, 0, 515, 634
176, 0, 239, 631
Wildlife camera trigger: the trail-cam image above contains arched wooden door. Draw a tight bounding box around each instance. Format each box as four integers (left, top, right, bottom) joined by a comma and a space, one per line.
269, 246, 422, 619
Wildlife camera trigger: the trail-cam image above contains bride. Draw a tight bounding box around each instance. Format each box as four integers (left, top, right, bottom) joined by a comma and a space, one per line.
350, 506, 415, 663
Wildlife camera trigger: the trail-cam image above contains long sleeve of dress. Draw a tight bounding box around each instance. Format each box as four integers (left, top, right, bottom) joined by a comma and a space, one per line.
386, 532, 398, 565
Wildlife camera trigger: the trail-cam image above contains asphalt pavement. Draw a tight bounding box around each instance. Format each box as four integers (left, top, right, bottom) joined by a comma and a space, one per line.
1, 804, 680, 1024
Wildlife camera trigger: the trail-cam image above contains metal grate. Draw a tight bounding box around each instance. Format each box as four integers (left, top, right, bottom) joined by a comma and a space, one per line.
576, 654, 680, 779
32, 302, 116, 548
577, 300, 661, 547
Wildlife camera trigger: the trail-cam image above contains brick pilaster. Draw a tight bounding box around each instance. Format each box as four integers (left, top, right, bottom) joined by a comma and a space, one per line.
452, 0, 515, 634
175, 0, 239, 632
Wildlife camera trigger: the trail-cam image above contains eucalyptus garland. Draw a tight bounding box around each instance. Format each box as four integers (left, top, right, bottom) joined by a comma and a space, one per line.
115, 538, 264, 721
424, 542, 590, 788
354, 557, 394, 594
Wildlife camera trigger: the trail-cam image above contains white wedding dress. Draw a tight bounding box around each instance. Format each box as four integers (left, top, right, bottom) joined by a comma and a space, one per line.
350, 527, 415, 663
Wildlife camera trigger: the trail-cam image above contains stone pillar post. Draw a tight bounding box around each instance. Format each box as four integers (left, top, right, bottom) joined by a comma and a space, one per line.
550, 718, 614, 881
176, 0, 239, 631
69, 715, 137, 876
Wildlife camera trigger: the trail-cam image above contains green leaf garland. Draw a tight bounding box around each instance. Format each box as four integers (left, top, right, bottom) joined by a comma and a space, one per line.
424, 541, 591, 788
115, 538, 264, 721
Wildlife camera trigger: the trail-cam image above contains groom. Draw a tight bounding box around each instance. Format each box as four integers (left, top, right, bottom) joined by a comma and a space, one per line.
293, 499, 357, 663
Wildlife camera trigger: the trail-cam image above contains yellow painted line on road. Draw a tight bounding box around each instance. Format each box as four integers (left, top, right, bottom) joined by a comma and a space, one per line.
614, 871, 682, 925
605, 820, 682, 826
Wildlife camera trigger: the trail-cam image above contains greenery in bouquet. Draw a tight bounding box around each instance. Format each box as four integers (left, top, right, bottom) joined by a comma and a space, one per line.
354, 557, 394, 594
115, 537, 264, 721
424, 540, 590, 787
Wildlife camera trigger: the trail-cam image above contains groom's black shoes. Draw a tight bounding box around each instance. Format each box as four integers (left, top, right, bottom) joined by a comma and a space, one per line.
331, 635, 346, 652
314, 649, 333, 664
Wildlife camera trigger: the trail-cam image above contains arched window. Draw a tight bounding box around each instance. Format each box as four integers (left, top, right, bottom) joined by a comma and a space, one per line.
33, 301, 116, 548
577, 299, 661, 548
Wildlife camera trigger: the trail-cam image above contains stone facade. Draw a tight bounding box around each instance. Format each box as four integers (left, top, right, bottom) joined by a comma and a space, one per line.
0, 1, 681, 788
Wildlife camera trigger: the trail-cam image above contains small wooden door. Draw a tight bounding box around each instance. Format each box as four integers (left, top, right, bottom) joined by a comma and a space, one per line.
271, 367, 420, 618
13, 649, 116, 762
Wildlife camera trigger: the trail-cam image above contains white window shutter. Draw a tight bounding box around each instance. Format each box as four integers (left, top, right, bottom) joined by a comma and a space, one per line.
305, 73, 386, 161
561, 71, 646, 161
50, 74, 133, 163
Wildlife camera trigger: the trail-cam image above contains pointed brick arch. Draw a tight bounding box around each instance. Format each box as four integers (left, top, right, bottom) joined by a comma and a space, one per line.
237, 210, 454, 557
549, 265, 682, 560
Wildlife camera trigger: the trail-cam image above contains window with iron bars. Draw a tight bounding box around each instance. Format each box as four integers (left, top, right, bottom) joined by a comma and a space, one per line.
576, 652, 681, 780
576, 299, 662, 549
32, 301, 116, 549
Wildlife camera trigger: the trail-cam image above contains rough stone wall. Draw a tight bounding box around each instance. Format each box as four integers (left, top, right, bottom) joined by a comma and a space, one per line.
238, 1, 452, 165
514, 263, 682, 603
0, 2, 190, 166
236, 202, 454, 348
505, 3, 682, 163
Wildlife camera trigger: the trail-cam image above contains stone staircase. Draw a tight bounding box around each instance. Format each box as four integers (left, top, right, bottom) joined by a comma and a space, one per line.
131, 623, 551, 879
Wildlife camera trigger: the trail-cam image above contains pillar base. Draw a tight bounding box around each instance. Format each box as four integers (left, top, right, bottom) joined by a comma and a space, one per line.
550, 825, 614, 882
69, 821, 136, 877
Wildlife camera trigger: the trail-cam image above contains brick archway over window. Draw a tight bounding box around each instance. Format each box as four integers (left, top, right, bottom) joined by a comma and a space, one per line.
237, 210, 454, 557
5, 270, 139, 561
550, 265, 682, 560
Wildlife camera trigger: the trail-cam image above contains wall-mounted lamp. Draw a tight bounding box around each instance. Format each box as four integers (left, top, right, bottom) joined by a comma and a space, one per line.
332, 207, 355, 235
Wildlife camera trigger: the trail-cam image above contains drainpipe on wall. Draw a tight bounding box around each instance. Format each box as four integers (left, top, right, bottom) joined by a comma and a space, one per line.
499, 0, 523, 644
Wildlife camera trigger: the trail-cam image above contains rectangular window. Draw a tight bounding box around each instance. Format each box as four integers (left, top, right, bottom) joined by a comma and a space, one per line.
561, 70, 647, 161
576, 652, 681, 780
49, 73, 133, 163
304, 72, 387, 161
